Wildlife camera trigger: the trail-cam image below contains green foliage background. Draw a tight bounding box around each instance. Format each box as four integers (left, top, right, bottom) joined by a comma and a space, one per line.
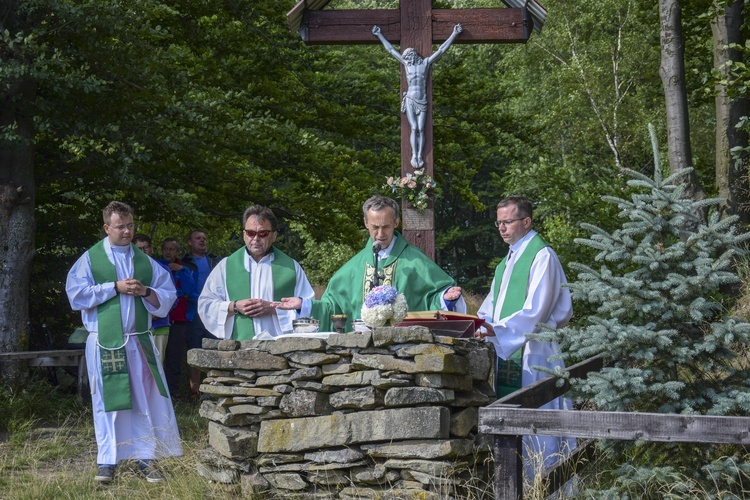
1, 0, 726, 345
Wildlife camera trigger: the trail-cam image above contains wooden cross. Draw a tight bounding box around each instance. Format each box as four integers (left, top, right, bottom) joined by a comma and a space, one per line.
287, 0, 539, 260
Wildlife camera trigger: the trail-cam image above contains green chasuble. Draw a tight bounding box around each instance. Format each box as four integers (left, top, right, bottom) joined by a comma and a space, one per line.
225, 246, 297, 340
311, 233, 456, 331
492, 234, 548, 398
88, 240, 168, 411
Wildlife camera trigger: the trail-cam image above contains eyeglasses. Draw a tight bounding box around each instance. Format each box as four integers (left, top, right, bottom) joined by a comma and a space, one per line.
244, 229, 273, 239
136, 245, 151, 251
109, 223, 135, 231
494, 218, 527, 228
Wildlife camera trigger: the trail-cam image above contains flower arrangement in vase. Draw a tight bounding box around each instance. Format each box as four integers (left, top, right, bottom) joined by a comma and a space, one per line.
361, 285, 408, 328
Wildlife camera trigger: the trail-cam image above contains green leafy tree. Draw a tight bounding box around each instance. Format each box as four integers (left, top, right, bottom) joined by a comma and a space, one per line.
477, 0, 724, 296
4, 0, 395, 351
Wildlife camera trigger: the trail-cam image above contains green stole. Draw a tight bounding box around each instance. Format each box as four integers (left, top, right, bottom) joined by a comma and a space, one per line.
88, 240, 168, 411
492, 234, 548, 398
225, 247, 297, 340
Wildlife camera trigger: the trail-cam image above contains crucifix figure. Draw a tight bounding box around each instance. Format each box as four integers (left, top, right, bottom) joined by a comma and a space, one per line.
287, 0, 543, 260
372, 23, 462, 170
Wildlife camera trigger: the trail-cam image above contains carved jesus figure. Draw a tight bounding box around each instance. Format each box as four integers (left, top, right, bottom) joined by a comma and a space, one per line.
373, 24, 462, 169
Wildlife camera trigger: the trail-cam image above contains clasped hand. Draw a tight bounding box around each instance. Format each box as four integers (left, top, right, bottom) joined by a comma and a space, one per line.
474, 321, 496, 339
118, 278, 146, 296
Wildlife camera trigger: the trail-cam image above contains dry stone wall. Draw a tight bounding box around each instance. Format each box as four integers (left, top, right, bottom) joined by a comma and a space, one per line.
188, 325, 496, 499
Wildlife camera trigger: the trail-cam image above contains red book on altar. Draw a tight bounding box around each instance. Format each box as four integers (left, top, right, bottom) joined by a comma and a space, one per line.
395, 311, 483, 338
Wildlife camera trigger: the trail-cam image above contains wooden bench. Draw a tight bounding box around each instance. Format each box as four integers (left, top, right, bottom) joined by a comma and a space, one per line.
0, 349, 88, 398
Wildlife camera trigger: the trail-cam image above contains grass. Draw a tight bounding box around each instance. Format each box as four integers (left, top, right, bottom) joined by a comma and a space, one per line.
0, 375, 247, 500
0, 376, 500, 499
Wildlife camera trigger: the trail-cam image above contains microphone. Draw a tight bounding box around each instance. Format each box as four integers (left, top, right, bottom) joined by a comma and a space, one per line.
371, 243, 382, 289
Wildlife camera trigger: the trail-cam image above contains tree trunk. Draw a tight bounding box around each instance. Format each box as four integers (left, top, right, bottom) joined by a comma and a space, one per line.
712, 0, 749, 223
0, 1, 37, 358
659, 0, 706, 205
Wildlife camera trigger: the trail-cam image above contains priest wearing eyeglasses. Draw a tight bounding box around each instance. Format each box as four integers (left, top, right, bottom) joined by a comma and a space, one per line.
198, 205, 315, 339
65, 201, 180, 483
474, 195, 575, 473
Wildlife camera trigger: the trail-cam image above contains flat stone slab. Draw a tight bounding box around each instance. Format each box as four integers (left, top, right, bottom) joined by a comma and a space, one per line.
322, 370, 382, 387
329, 386, 383, 410
305, 448, 365, 463
383, 458, 469, 477
257, 407, 449, 453
383, 387, 454, 406
415, 373, 473, 391
267, 337, 326, 355
327, 332, 373, 348
279, 389, 331, 417
360, 439, 474, 459
371, 326, 433, 347
208, 421, 258, 460
351, 353, 418, 373
200, 384, 282, 398
189, 348, 288, 371
286, 351, 341, 366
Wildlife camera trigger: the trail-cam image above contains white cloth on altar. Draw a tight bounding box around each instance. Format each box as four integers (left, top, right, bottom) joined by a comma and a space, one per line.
198, 249, 315, 338
477, 229, 575, 473
66, 238, 181, 465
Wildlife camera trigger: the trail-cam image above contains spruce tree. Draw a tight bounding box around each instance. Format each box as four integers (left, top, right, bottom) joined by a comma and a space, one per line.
536, 127, 750, 494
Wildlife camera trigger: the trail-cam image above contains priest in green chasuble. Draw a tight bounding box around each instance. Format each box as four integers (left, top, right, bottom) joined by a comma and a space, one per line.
277, 196, 464, 331
198, 205, 315, 339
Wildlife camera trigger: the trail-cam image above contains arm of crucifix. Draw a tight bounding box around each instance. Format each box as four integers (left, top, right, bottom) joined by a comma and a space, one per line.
426, 24, 463, 65
372, 25, 406, 64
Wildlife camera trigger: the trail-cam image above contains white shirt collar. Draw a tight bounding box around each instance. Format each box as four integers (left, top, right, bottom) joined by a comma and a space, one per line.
378, 235, 397, 259
509, 229, 538, 254
245, 247, 275, 268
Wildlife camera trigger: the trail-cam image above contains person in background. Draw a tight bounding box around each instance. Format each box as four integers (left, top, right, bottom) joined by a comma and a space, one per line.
133, 233, 170, 362
158, 237, 196, 400
198, 205, 315, 339
66, 201, 180, 484
181, 229, 221, 401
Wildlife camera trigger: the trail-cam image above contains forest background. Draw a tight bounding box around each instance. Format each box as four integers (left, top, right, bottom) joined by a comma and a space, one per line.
2, 0, 748, 352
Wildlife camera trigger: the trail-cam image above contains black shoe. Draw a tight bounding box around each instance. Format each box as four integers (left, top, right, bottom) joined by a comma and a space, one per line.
141, 464, 165, 483
95, 465, 115, 483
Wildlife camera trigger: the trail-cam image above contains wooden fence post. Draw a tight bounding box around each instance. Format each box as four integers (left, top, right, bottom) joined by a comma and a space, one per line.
493, 433, 523, 499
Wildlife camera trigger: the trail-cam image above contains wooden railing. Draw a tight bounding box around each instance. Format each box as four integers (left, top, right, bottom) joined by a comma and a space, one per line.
477, 354, 750, 499
0, 349, 88, 398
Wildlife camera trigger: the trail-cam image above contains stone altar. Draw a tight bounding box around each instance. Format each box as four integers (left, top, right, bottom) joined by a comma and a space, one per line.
188, 325, 496, 498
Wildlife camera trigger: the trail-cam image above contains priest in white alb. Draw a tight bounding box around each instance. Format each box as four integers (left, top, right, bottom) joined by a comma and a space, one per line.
66, 201, 180, 484
475, 195, 575, 475
198, 205, 315, 340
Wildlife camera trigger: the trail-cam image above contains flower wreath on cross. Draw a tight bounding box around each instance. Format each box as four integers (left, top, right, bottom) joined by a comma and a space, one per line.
383, 168, 436, 211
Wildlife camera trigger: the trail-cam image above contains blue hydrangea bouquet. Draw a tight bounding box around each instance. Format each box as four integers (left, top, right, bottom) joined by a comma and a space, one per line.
361, 285, 408, 328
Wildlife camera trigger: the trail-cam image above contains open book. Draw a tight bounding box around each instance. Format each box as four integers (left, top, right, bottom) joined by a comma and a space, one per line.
397, 311, 484, 338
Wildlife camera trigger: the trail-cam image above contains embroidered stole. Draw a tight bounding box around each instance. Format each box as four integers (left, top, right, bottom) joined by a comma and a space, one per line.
492, 234, 548, 398
362, 236, 408, 300
225, 247, 296, 340
89, 240, 168, 411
